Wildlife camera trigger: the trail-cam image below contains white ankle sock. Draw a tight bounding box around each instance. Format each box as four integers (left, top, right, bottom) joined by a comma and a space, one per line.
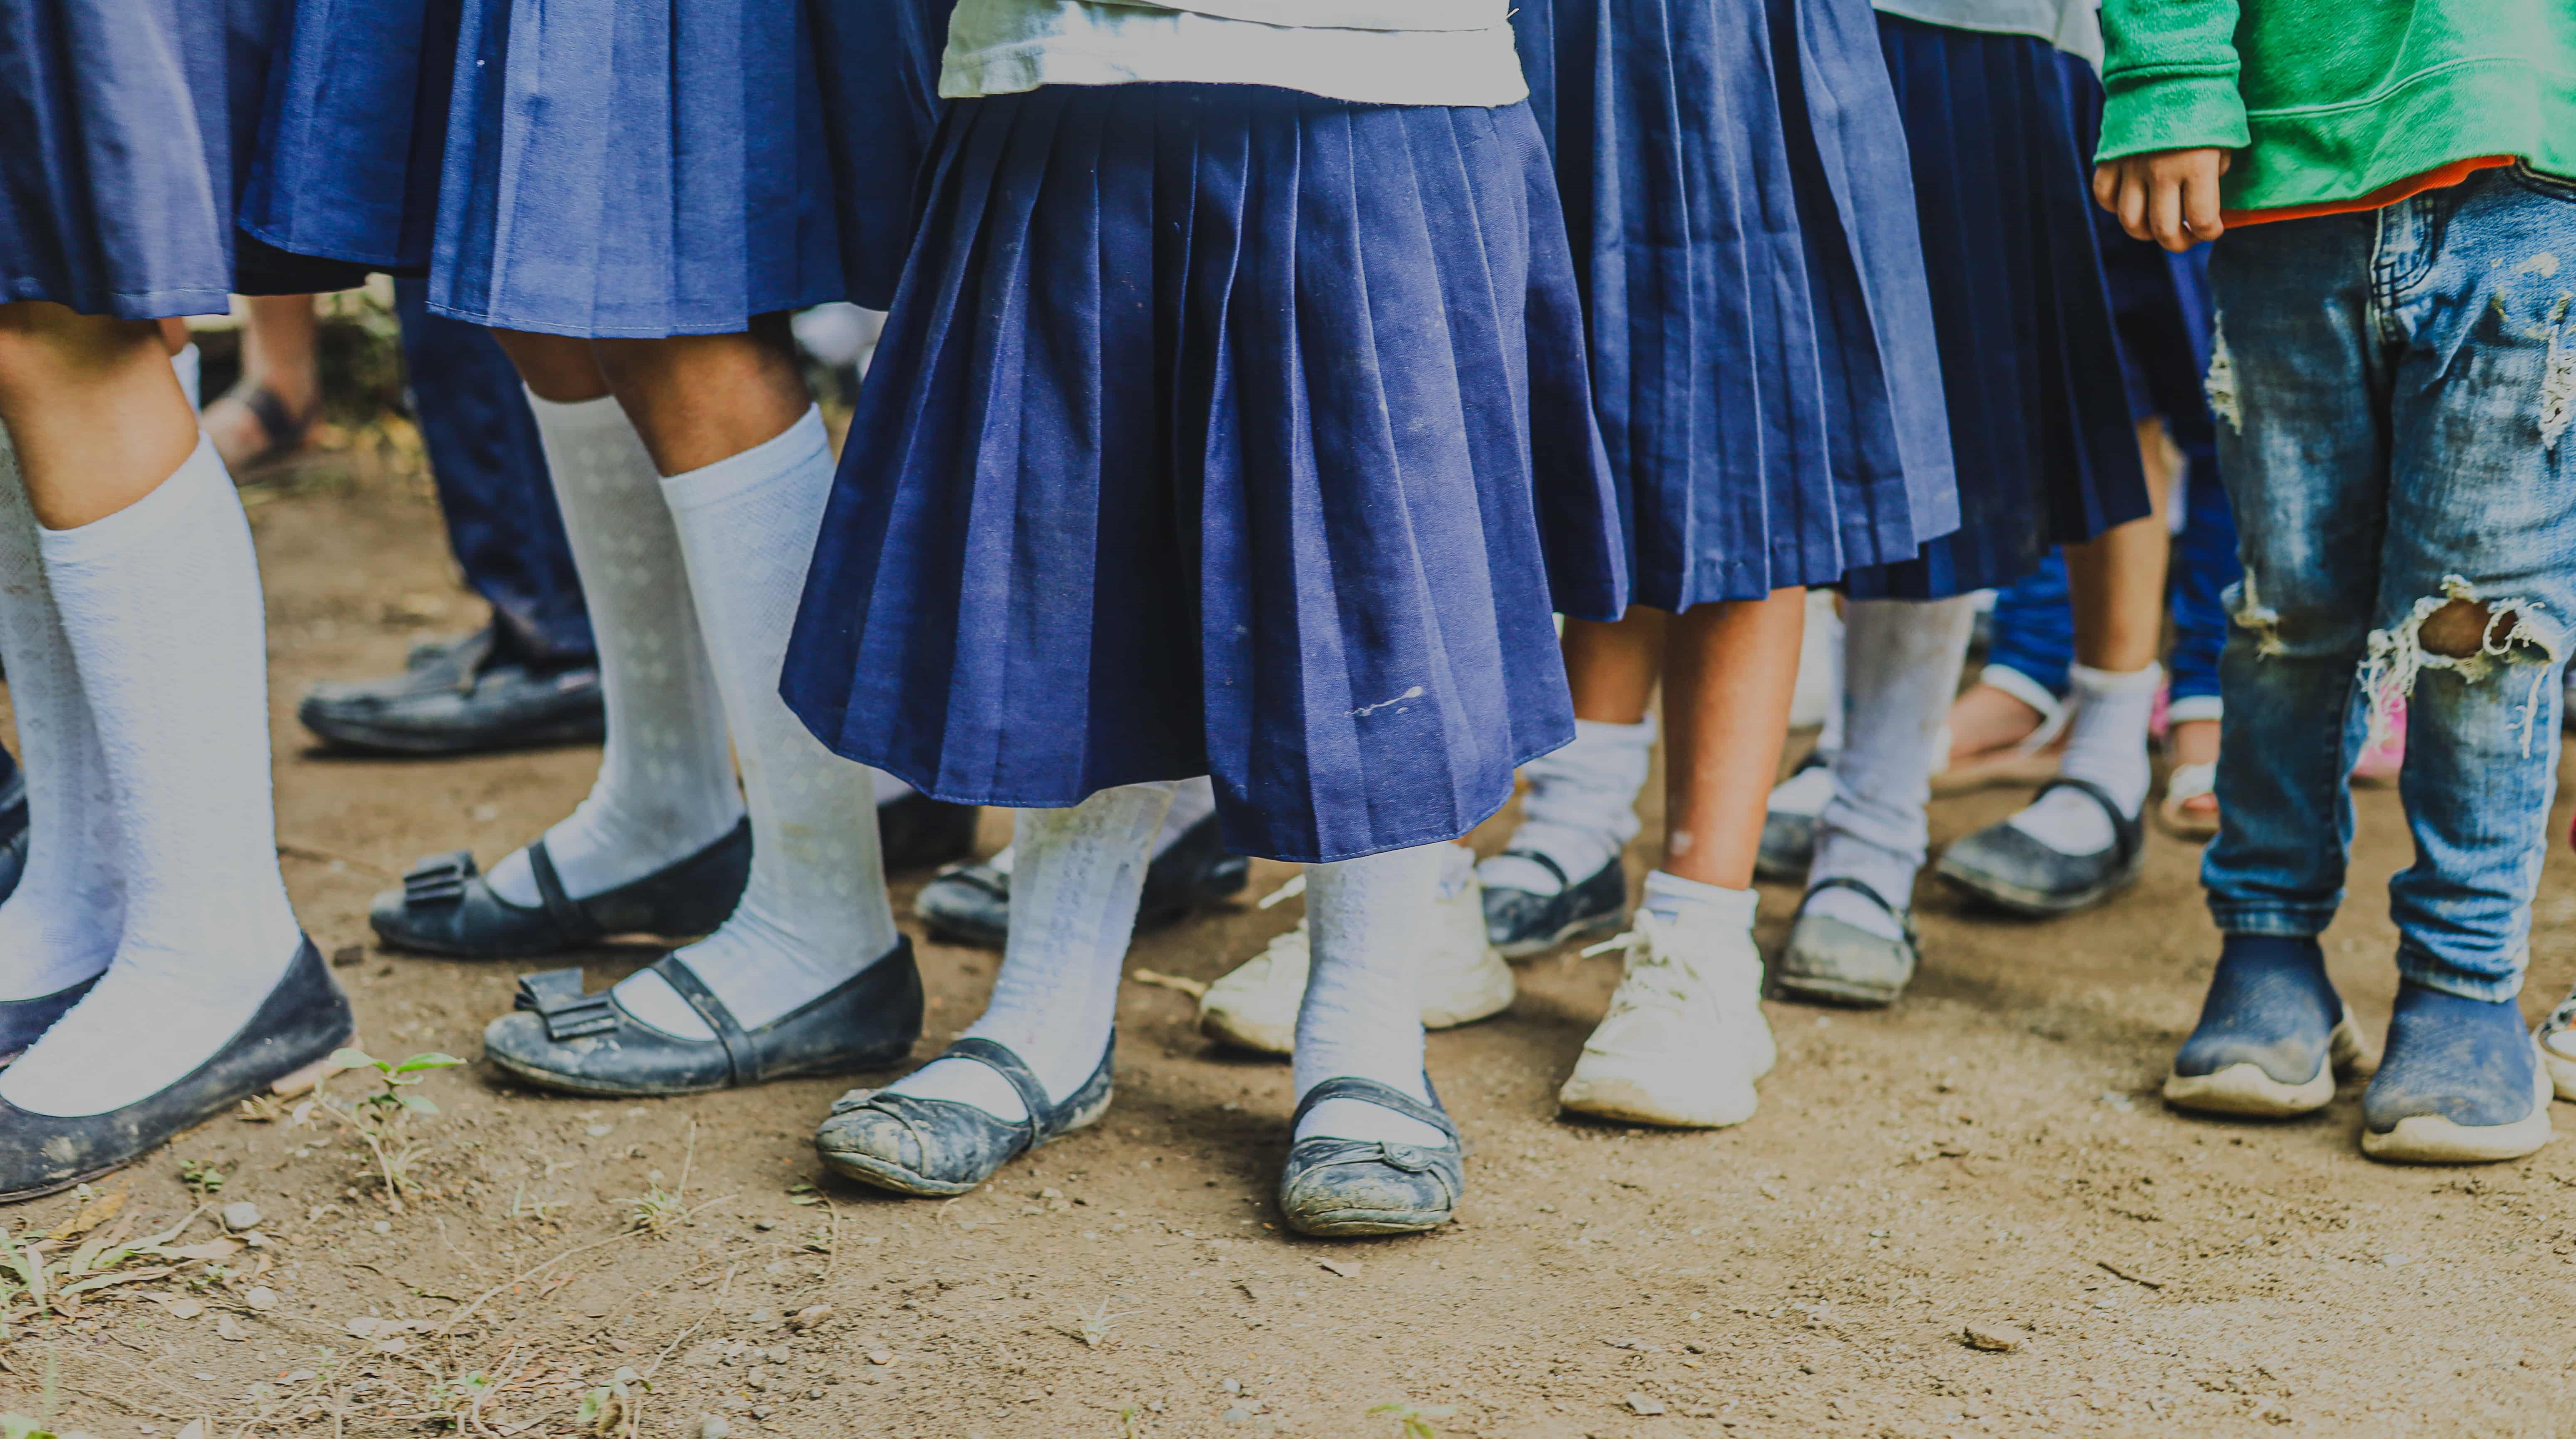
606, 411, 900, 1039
0, 430, 122, 1003
889, 781, 1175, 1121
1292, 843, 1450, 1147
981, 774, 1215, 878
1638, 868, 1759, 934
2007, 661, 2160, 857
4, 438, 305, 1116
1479, 717, 1653, 897
487, 392, 740, 909
1807, 597, 1976, 940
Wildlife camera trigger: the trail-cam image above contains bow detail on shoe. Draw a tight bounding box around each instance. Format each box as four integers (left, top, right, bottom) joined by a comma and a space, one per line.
401, 851, 478, 909
514, 969, 617, 1041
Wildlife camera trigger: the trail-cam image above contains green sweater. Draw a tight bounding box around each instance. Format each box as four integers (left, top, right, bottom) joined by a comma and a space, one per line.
2096, 0, 2576, 211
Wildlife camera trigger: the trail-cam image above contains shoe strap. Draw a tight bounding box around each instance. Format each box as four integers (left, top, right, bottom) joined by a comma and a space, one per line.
1289, 1074, 1456, 1145
524, 840, 598, 942
1791, 748, 1829, 775
939, 1037, 1052, 1142
1497, 849, 1571, 893
1796, 875, 1917, 944
648, 955, 755, 1086
2034, 775, 2143, 866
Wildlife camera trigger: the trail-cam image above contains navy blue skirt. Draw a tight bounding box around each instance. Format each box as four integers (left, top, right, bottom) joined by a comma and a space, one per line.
782, 84, 1627, 865
0, 0, 358, 318
1511, 0, 1958, 611
245, 0, 952, 332
1839, 16, 2151, 600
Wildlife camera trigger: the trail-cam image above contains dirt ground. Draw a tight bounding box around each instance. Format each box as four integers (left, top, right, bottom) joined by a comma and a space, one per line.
4, 437, 2575, 1439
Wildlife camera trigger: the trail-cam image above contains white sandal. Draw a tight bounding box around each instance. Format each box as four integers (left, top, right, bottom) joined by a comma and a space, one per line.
2156, 760, 2221, 840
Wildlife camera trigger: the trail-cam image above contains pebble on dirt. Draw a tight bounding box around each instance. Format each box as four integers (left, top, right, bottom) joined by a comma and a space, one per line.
241, 1286, 278, 1312
1626, 1392, 1667, 1415
220, 1202, 264, 1231
789, 1304, 833, 1330
1963, 1323, 2029, 1352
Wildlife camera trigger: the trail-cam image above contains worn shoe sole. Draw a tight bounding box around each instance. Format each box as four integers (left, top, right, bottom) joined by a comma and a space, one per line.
2361, 1057, 2555, 1164
1494, 908, 1622, 961
2545, 1043, 2576, 1103
2162, 1015, 2370, 1118
298, 706, 606, 756
819, 1086, 1115, 1198
486, 1037, 914, 1100
1771, 970, 1902, 1009
1935, 843, 2147, 918
0, 1052, 343, 1204
1557, 1071, 1759, 1130
1287, 1206, 1451, 1238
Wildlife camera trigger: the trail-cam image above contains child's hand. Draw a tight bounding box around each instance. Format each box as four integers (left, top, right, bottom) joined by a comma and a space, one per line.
2092, 148, 2231, 253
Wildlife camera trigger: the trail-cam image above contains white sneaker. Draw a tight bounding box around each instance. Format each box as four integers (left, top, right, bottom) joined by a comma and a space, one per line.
2538, 982, 2576, 1101
1557, 910, 1773, 1128
1197, 850, 1517, 1055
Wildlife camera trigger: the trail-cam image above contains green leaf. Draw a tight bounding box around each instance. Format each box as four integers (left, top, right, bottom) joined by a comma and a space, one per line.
326, 1048, 380, 1074
575, 1389, 610, 1424
393, 1053, 466, 1074
0, 1413, 55, 1439
396, 1093, 440, 1114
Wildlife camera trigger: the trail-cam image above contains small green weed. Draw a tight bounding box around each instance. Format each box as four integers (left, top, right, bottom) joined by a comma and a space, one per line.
315, 1049, 463, 1211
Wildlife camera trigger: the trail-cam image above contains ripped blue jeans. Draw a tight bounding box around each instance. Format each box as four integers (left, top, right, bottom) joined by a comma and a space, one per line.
2203, 166, 2576, 1002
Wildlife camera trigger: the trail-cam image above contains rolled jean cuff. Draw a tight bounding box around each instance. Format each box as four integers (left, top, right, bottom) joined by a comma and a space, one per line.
2395, 941, 2528, 1005
2207, 904, 2339, 939
2165, 695, 2223, 726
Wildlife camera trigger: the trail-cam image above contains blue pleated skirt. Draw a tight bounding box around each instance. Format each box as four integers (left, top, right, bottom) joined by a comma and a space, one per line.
1839, 15, 2151, 600
782, 84, 1628, 864
0, 0, 360, 318
245, 0, 952, 331
1510, 0, 1959, 612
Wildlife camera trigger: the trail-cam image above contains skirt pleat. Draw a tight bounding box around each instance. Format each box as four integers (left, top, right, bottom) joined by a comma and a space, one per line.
1, 0, 356, 318
783, 84, 1625, 864
1511, 0, 1957, 612
245, 0, 951, 333
1839, 15, 2151, 599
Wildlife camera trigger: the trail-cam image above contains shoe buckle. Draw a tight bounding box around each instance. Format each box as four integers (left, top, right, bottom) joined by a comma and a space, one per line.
514, 969, 617, 1041
1377, 1143, 1433, 1173
402, 850, 479, 908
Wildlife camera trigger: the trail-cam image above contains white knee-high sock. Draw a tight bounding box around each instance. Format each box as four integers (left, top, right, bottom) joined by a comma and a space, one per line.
487, 392, 740, 908
972, 774, 1216, 879
1807, 597, 1977, 939
1478, 718, 1654, 897
2008, 661, 2161, 855
3, 438, 305, 1115
1293, 843, 1450, 1147
607, 410, 900, 1038
889, 781, 1175, 1120
0, 429, 122, 1004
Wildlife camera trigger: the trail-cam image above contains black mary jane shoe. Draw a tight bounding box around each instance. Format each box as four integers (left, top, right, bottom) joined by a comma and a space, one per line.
914, 813, 1250, 949
482, 939, 923, 1098
0, 765, 28, 905
816, 1035, 1114, 1197
1754, 751, 1826, 882
0, 938, 353, 1202
1934, 776, 2145, 917
297, 625, 606, 756
1480, 851, 1625, 959
1772, 877, 1920, 1008
876, 790, 981, 872
0, 973, 101, 1065
1278, 1076, 1465, 1238
371, 820, 752, 959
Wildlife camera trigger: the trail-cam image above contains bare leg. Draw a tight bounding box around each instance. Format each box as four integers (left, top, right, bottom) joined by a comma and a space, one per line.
488, 329, 613, 404
202, 294, 320, 470
593, 315, 806, 474
2064, 418, 2177, 671
1661, 590, 1806, 889
0, 303, 199, 527
1562, 611, 1664, 725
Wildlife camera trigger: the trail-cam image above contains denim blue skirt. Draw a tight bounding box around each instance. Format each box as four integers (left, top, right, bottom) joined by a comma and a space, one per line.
782, 84, 1627, 864
1511, 0, 1960, 612
1840, 15, 2152, 600
244, 0, 951, 332
1, 0, 359, 318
